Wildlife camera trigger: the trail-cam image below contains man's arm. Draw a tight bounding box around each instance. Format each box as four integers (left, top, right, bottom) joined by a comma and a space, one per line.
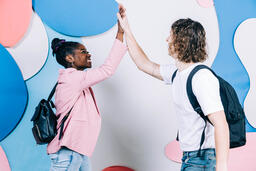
208, 110, 229, 171
117, 5, 163, 80
125, 32, 163, 80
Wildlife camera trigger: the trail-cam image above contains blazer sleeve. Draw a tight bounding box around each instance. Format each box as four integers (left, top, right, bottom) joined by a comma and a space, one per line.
80, 39, 127, 89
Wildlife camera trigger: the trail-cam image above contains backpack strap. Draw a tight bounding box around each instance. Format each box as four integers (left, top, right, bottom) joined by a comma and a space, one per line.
186, 65, 213, 124
186, 64, 214, 156
58, 90, 85, 140
58, 108, 73, 140
47, 82, 58, 102
171, 69, 178, 83
171, 69, 179, 140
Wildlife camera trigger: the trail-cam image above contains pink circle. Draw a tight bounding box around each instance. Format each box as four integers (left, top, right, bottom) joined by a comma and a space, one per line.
228, 132, 256, 171
0, 0, 32, 47
165, 140, 182, 163
0, 146, 11, 171
165, 133, 256, 170
196, 0, 214, 8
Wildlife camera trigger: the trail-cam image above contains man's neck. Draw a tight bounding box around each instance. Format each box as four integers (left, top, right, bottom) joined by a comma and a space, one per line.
175, 60, 195, 71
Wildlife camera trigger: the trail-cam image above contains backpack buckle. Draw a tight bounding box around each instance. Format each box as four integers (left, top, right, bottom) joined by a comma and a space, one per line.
195, 107, 202, 114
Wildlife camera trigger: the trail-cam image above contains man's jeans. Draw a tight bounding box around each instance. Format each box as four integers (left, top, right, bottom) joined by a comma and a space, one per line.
181, 148, 216, 171
49, 147, 91, 171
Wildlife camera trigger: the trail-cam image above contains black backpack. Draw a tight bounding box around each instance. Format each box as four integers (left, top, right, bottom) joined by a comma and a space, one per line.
172, 65, 246, 151
31, 83, 72, 145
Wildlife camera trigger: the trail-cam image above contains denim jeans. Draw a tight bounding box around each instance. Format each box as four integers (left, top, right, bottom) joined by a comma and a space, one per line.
49, 147, 91, 171
181, 148, 216, 171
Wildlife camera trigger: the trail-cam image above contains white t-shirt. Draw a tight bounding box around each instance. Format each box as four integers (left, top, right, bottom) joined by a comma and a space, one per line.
160, 63, 224, 152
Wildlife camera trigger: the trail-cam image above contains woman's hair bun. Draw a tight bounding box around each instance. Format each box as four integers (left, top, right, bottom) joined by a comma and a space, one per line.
51, 38, 66, 55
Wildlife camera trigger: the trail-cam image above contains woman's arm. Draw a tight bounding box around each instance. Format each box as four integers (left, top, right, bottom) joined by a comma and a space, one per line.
116, 16, 124, 42
80, 20, 127, 89
117, 5, 163, 80
208, 110, 229, 171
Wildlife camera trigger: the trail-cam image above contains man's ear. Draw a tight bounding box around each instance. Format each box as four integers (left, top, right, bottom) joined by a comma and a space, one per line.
65, 55, 74, 63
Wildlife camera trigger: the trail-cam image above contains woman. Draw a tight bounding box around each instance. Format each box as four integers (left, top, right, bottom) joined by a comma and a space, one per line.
117, 6, 229, 171
47, 9, 127, 171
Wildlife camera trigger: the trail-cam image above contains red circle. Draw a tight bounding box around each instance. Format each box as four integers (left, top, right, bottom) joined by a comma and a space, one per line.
103, 166, 134, 171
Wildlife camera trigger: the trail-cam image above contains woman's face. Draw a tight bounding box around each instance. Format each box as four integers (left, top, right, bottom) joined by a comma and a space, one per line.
72, 44, 92, 70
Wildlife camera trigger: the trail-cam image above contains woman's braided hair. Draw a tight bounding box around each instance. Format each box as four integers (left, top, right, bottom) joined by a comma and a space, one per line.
51, 38, 80, 68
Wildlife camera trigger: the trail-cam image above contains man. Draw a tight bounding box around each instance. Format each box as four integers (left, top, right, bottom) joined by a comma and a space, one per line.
117, 5, 229, 171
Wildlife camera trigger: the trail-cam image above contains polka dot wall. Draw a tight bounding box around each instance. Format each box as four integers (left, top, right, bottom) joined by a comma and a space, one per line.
0, 0, 256, 170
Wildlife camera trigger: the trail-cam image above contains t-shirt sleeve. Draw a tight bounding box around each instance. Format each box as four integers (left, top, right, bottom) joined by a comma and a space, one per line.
192, 69, 224, 116
160, 64, 177, 84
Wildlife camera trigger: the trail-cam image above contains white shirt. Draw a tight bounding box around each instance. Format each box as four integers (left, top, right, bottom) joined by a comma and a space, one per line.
160, 63, 224, 151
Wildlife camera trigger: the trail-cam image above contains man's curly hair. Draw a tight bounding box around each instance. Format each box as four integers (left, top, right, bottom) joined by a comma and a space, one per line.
169, 18, 207, 63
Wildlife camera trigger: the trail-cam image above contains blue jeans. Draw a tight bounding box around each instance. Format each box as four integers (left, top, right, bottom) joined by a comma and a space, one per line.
181, 148, 216, 171
49, 147, 91, 171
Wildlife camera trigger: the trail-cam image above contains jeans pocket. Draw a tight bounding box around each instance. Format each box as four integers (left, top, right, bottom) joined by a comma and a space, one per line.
207, 154, 216, 161
185, 156, 208, 168
53, 148, 72, 168
49, 153, 58, 163
206, 155, 216, 170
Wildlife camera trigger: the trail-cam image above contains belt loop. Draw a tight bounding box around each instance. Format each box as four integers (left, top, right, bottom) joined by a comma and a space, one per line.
184, 151, 189, 163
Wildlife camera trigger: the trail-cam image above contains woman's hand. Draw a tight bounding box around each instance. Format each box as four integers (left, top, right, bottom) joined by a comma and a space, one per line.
117, 20, 124, 34
116, 4, 125, 42
117, 5, 124, 34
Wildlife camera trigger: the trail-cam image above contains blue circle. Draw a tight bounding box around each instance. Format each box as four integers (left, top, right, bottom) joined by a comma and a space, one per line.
33, 0, 118, 37
0, 24, 83, 171
0, 44, 28, 141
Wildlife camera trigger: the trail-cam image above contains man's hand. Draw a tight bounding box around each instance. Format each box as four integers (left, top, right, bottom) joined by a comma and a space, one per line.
216, 163, 228, 171
117, 4, 131, 35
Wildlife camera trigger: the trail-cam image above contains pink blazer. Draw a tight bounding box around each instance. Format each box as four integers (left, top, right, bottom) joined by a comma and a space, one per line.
47, 39, 127, 156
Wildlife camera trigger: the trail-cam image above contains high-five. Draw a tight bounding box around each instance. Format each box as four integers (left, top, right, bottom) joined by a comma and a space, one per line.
117, 5, 229, 171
